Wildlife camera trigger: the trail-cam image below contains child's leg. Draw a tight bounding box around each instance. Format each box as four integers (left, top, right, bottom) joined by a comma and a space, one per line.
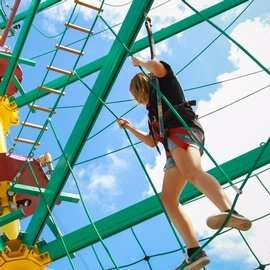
162, 166, 210, 269
161, 166, 199, 248
170, 146, 251, 231
170, 146, 231, 211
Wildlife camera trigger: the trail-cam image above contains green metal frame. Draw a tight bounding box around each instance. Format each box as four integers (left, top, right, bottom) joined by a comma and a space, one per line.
20, 0, 250, 247
46, 216, 76, 258
12, 75, 26, 96
0, 0, 42, 96
10, 184, 80, 203
0, 51, 36, 66
0, 0, 263, 263
0, 209, 24, 227
39, 143, 270, 260
23, 0, 155, 246
14, 0, 248, 108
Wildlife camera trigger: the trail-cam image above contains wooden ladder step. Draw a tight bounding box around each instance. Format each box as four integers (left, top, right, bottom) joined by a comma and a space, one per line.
74, 0, 103, 12
56, 44, 84, 56
30, 104, 55, 113
14, 137, 41, 146
47, 65, 74, 76
21, 122, 48, 131
38, 86, 65, 96
65, 22, 93, 34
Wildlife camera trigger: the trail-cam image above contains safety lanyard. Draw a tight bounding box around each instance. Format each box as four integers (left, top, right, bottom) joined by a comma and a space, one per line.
145, 17, 165, 139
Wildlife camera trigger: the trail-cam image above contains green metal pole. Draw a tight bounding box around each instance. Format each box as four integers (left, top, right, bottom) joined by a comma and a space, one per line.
0, 51, 36, 66
39, 143, 270, 261
12, 75, 26, 96
15, 0, 248, 108
0, 7, 16, 38
0, 0, 63, 29
0, 209, 24, 227
0, 9, 7, 23
23, 0, 154, 246
9, 184, 80, 203
46, 216, 76, 258
0, 0, 42, 96
0, 0, 21, 46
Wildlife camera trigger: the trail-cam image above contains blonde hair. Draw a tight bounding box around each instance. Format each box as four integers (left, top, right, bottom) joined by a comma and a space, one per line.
129, 73, 150, 105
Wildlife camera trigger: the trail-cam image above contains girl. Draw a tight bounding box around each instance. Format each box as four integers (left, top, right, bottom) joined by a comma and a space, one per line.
118, 56, 251, 270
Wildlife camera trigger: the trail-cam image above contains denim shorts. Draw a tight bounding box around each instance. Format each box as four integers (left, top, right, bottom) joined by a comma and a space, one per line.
163, 128, 204, 171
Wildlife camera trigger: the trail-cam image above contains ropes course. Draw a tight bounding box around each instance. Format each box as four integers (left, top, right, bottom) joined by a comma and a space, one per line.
0, 1, 269, 270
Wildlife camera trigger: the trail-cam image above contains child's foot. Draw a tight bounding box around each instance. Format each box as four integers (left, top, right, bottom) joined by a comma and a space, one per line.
207, 210, 252, 231
176, 250, 210, 270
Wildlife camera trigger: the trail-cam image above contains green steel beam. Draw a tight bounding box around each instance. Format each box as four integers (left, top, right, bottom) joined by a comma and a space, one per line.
0, 209, 24, 227
23, 0, 155, 246
0, 51, 36, 66
15, 0, 248, 108
12, 76, 35, 111
0, 9, 7, 25
0, 0, 42, 96
10, 184, 80, 203
0, 8, 16, 36
0, 0, 63, 29
12, 75, 26, 96
46, 216, 60, 239
40, 142, 270, 260
46, 216, 76, 258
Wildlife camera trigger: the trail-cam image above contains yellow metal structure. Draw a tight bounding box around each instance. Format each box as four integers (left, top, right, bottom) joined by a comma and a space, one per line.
0, 239, 51, 270
0, 182, 20, 240
0, 96, 19, 153
0, 96, 20, 239
0, 96, 50, 268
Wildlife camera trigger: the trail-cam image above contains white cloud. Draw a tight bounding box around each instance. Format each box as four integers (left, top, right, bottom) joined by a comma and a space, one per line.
207, 232, 254, 264
40, 0, 97, 33
198, 16, 270, 168
143, 15, 270, 194
143, 148, 166, 197
75, 151, 128, 211
137, 40, 173, 59
134, 114, 149, 130
39, 0, 222, 56
181, 169, 270, 265
106, 150, 127, 169
137, 0, 221, 57
88, 173, 118, 195
220, 5, 245, 22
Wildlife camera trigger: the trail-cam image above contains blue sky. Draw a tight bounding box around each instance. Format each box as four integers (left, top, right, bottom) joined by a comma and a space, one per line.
3, 0, 270, 269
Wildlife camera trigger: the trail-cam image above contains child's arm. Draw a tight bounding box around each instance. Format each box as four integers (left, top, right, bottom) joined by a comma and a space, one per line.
117, 118, 156, 147
131, 56, 167, 78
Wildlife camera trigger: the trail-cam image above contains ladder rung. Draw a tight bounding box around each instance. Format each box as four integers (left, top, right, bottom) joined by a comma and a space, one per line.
38, 86, 65, 96
56, 44, 84, 56
47, 65, 74, 76
74, 0, 103, 11
30, 104, 55, 113
15, 138, 41, 146
65, 22, 93, 34
21, 122, 48, 131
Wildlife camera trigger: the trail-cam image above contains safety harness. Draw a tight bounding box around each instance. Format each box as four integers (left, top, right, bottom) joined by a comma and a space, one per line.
144, 17, 204, 156
147, 92, 204, 156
